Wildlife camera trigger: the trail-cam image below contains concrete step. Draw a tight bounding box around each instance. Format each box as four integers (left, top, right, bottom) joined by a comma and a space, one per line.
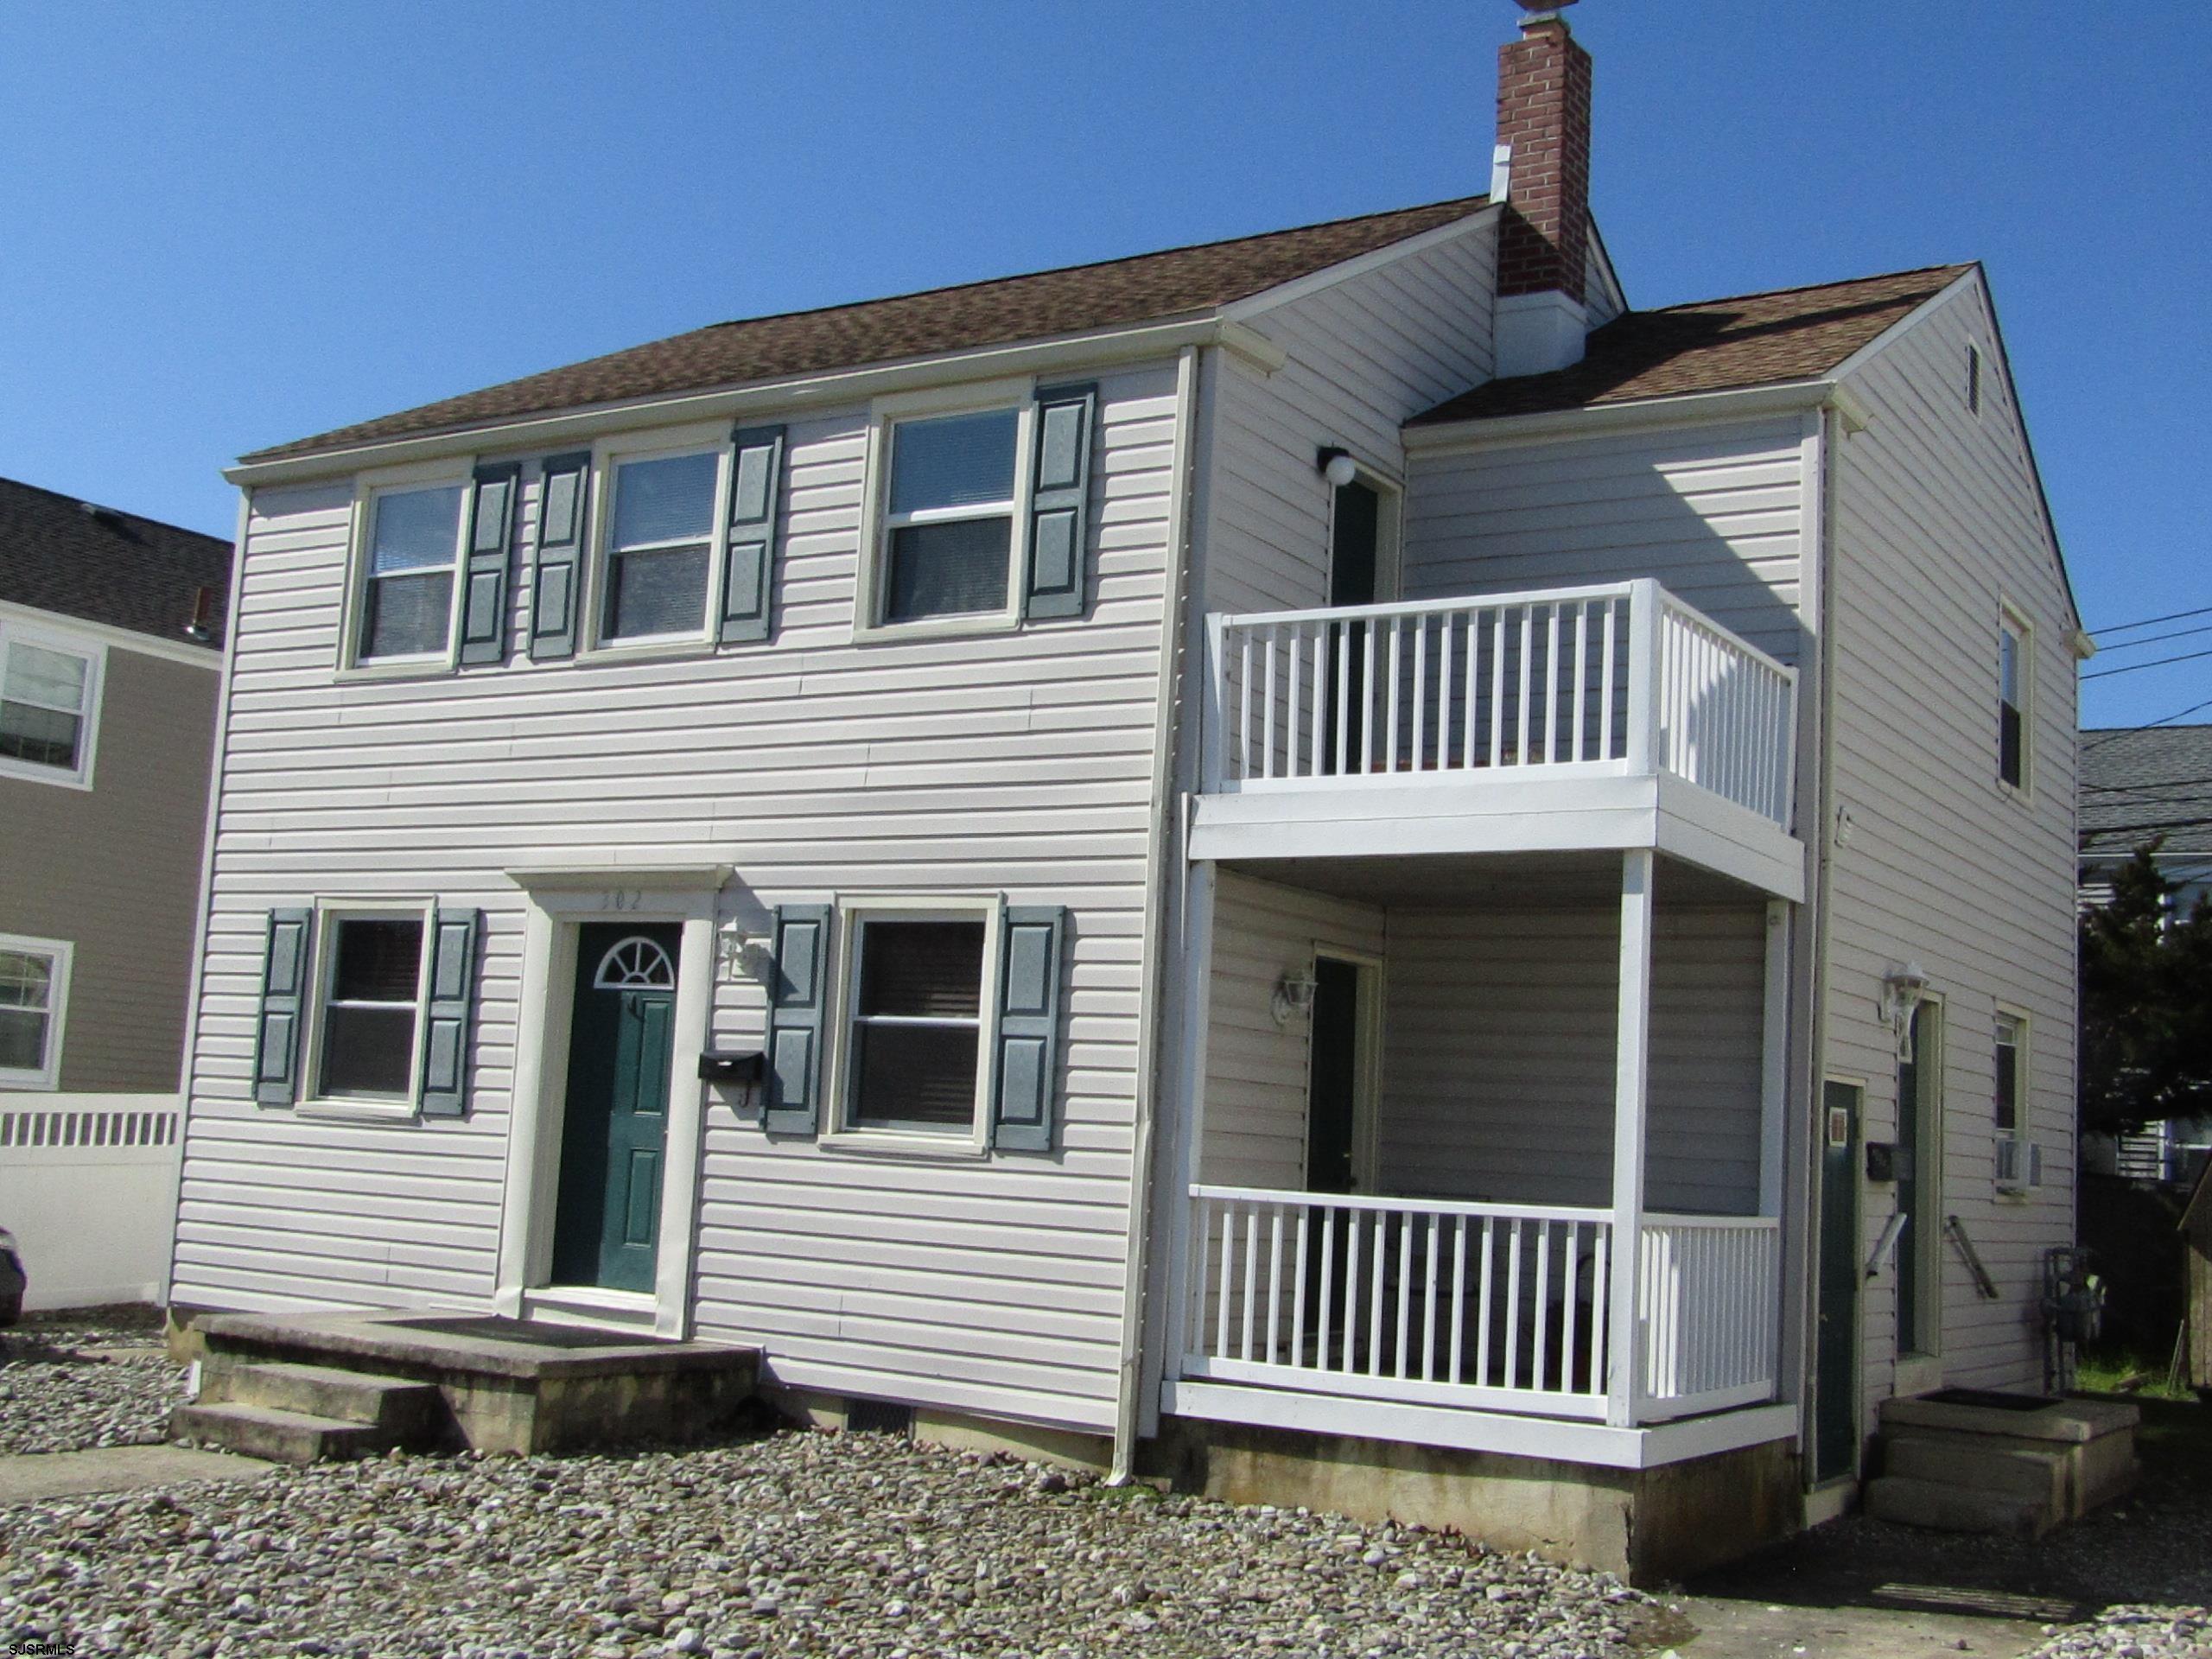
1885, 1434, 2067, 1505
1864, 1474, 2052, 1537
201, 1358, 442, 1435
169, 1402, 398, 1465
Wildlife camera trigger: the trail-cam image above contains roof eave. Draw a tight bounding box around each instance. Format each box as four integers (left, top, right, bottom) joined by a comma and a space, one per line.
1402, 378, 1872, 453
229, 311, 1283, 487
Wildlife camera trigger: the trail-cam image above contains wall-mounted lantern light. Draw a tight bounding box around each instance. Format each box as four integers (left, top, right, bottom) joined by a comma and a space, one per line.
1271, 967, 1319, 1027
1878, 963, 1930, 1061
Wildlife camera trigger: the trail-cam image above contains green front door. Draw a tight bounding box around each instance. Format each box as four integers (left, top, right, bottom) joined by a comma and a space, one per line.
551, 924, 681, 1294
1814, 1079, 1863, 1484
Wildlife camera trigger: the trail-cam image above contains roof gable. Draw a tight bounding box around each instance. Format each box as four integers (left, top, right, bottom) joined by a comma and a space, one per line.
0, 476, 232, 650
244, 195, 1491, 466
1411, 264, 1973, 425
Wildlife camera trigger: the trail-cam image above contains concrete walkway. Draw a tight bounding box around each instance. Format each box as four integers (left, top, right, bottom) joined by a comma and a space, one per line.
1656, 1592, 2054, 1657
0, 1444, 274, 1506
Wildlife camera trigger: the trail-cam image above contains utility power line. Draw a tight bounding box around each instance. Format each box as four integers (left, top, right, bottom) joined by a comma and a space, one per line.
2094, 622, 2212, 653
2090, 603, 2212, 638
2080, 698, 2212, 751
2082, 646, 2212, 682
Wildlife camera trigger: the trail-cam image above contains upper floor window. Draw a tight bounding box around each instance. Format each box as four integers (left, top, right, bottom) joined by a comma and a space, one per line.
601, 448, 721, 643
0, 935, 69, 1089
1967, 343, 1984, 416
882, 409, 1022, 625
860, 381, 1096, 637
1998, 606, 2031, 791
359, 484, 467, 662
0, 626, 102, 790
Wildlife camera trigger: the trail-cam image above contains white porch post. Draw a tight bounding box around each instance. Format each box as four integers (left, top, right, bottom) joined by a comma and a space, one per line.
1606, 849, 1656, 1428
1758, 899, 1790, 1217
1160, 859, 1218, 1383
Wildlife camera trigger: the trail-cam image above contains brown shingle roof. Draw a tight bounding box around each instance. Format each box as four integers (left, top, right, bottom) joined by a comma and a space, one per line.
1411, 264, 1974, 425
0, 476, 232, 650
245, 194, 1493, 465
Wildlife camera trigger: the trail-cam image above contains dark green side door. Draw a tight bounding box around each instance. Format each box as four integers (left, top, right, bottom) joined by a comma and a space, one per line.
551, 923, 682, 1294
1814, 1079, 1862, 1484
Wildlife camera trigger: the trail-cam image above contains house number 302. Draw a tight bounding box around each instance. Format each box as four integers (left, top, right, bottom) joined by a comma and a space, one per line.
602, 890, 645, 912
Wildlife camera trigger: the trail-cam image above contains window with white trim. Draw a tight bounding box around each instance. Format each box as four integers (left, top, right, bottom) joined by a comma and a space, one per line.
1994, 1012, 2024, 1135
0, 626, 101, 788
0, 935, 69, 1089
356, 483, 467, 663
311, 911, 429, 1102
838, 906, 997, 1136
600, 447, 723, 643
878, 407, 1024, 625
1999, 606, 2031, 791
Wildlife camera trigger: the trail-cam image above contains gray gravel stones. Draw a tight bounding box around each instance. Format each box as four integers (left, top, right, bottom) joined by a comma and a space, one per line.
0, 1322, 188, 1456
2025, 1605, 2212, 1659
0, 1429, 1646, 1657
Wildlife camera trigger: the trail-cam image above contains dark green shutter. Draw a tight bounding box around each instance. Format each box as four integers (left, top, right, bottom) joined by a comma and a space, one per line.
719, 424, 785, 644
529, 452, 591, 660
459, 463, 519, 665
765, 904, 832, 1134
252, 908, 313, 1108
990, 906, 1066, 1151
418, 908, 481, 1117
1022, 385, 1096, 620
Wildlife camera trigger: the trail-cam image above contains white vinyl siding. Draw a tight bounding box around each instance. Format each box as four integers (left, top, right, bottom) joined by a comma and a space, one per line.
173, 360, 1179, 1433
1823, 276, 2079, 1408
1401, 415, 1808, 667
1200, 219, 1498, 619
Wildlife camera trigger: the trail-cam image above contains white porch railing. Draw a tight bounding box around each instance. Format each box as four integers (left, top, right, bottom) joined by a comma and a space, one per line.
1182, 1185, 1780, 1426
1205, 578, 1797, 829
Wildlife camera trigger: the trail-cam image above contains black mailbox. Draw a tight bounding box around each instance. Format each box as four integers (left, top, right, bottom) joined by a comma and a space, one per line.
1866, 1140, 1897, 1183
698, 1050, 765, 1084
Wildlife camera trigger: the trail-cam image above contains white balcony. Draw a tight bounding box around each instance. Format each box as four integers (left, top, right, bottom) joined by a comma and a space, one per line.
1194, 579, 1804, 899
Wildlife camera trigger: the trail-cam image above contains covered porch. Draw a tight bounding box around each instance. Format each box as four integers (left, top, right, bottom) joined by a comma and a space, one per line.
1162, 847, 1798, 1465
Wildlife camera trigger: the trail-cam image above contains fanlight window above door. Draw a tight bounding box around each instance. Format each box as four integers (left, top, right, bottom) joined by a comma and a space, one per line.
594, 937, 676, 990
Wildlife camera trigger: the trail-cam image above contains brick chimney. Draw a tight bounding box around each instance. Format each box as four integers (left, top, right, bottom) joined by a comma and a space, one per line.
1491, 3, 1593, 377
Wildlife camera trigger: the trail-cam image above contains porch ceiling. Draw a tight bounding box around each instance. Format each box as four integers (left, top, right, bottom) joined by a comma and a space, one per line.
1217, 849, 1754, 908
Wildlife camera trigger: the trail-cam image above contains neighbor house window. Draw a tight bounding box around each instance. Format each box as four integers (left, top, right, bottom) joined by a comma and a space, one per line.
359, 484, 467, 661
1999, 607, 2030, 790
313, 913, 428, 1100
879, 407, 1022, 625
0, 936, 69, 1089
0, 628, 100, 787
840, 908, 996, 1135
1994, 1012, 2024, 1135
601, 448, 721, 642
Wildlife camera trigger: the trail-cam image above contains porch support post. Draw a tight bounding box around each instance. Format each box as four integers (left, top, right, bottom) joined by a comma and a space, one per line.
1607, 848, 1656, 1429
1758, 899, 1789, 1217
1161, 859, 1218, 1382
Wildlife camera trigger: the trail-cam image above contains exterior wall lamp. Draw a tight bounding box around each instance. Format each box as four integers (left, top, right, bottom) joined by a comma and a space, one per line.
715, 920, 772, 982
1878, 963, 1930, 1061
1315, 446, 1358, 489
1272, 967, 1319, 1027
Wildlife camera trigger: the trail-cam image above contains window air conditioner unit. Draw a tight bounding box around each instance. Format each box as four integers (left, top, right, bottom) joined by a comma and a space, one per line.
1995, 1136, 2043, 1193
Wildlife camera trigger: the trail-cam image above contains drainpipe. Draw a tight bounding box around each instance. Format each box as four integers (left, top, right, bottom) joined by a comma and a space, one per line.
1109, 343, 1203, 1484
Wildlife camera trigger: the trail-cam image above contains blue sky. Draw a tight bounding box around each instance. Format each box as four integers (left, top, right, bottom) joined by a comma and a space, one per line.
3, 2, 2204, 725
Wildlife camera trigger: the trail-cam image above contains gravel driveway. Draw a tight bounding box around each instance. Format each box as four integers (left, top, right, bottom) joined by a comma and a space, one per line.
0, 1429, 1647, 1658
0, 1308, 187, 1456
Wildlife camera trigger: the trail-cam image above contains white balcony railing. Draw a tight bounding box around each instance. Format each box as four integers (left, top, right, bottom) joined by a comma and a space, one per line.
1181, 1185, 1780, 1426
1205, 579, 1797, 829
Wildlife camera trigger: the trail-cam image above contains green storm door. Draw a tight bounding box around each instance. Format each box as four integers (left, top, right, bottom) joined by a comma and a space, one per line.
551, 923, 682, 1294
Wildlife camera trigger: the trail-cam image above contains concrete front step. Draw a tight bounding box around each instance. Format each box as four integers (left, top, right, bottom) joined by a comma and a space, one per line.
1885, 1434, 2067, 1506
169, 1401, 401, 1466
200, 1358, 443, 1435
1865, 1474, 2052, 1537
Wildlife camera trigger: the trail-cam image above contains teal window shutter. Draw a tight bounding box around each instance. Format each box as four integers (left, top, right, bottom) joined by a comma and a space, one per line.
459, 463, 519, 665
765, 904, 832, 1134
252, 908, 314, 1108
719, 424, 785, 644
418, 908, 481, 1117
1022, 385, 1096, 620
529, 453, 591, 660
990, 906, 1066, 1151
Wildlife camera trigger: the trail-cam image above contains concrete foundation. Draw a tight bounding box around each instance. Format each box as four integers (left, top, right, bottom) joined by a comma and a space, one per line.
1141, 1415, 1802, 1586
757, 1384, 1112, 1472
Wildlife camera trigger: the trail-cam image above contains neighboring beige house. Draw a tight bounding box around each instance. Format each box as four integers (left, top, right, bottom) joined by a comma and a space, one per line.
169, 9, 2081, 1579
1, 475, 232, 1306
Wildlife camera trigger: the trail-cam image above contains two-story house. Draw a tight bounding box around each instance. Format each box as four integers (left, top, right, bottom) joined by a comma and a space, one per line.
168, 8, 2082, 1578
1, 475, 232, 1308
